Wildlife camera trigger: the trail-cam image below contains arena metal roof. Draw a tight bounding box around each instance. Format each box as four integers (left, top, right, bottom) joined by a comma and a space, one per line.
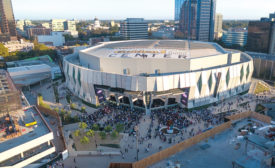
81, 40, 227, 59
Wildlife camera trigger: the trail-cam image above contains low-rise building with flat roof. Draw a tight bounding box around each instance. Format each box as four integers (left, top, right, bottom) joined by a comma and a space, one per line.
6, 55, 62, 88
0, 106, 56, 168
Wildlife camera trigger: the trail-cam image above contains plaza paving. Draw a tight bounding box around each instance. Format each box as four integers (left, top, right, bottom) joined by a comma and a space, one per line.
151, 119, 267, 168
22, 79, 275, 168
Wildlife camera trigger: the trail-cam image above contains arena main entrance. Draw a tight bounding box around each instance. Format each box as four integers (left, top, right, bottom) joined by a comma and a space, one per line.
94, 85, 189, 114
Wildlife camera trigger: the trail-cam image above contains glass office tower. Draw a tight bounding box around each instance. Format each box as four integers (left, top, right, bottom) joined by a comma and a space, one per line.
179, 0, 216, 41
175, 0, 185, 21
0, 0, 17, 42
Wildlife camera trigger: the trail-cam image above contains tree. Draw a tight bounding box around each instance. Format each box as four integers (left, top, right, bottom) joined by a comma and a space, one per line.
115, 124, 124, 133
73, 129, 80, 137
79, 122, 88, 130
99, 131, 106, 140
104, 125, 112, 133
111, 131, 119, 139
92, 124, 99, 131
80, 136, 90, 144
86, 129, 95, 137
109, 25, 119, 35
54, 107, 59, 113
60, 108, 66, 114
70, 103, 76, 109
63, 34, 75, 42
34, 42, 49, 51
81, 106, 86, 113
0, 43, 9, 57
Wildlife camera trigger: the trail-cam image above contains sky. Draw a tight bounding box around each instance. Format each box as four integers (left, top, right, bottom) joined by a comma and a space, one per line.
12, 0, 275, 20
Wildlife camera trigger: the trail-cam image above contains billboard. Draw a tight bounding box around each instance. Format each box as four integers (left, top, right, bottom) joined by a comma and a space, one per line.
94, 86, 106, 103
181, 87, 190, 106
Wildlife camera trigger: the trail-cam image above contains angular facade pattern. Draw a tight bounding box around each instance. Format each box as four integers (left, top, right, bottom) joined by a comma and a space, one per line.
64, 41, 254, 111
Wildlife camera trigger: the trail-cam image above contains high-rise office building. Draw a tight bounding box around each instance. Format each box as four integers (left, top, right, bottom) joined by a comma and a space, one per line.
247, 21, 272, 53
0, 0, 17, 42
246, 12, 275, 54
214, 13, 223, 39
179, 0, 216, 42
175, 0, 185, 21
120, 18, 148, 40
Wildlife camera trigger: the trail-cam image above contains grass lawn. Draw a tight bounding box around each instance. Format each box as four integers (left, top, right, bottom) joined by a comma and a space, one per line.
72, 132, 123, 151
254, 82, 270, 95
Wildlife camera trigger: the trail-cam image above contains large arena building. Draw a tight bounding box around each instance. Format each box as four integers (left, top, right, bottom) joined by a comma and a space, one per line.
64, 40, 254, 113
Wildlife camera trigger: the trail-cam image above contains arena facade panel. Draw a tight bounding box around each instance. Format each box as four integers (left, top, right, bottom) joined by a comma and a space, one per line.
64, 40, 254, 113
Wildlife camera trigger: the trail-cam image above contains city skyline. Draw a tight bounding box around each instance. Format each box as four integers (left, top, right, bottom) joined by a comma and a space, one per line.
12, 0, 275, 20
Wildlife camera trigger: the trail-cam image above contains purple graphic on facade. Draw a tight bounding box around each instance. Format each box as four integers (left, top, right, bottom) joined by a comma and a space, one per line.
94, 87, 106, 103
181, 87, 190, 106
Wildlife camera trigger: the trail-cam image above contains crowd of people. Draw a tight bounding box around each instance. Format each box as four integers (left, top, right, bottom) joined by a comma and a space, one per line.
79, 103, 145, 133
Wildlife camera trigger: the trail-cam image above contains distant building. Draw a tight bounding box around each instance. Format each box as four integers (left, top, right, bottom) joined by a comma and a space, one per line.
63, 30, 79, 38
51, 19, 66, 31
151, 26, 174, 39
222, 28, 247, 47
175, 0, 185, 21
37, 32, 65, 46
24, 20, 32, 26
89, 37, 109, 45
64, 20, 76, 31
214, 13, 223, 39
0, 0, 17, 42
16, 20, 25, 31
110, 20, 116, 27
94, 17, 101, 29
16, 20, 34, 32
120, 18, 148, 40
26, 26, 51, 39
51, 19, 76, 32
42, 22, 51, 29
179, 0, 216, 41
270, 12, 275, 22
247, 13, 275, 54
4, 39, 34, 52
